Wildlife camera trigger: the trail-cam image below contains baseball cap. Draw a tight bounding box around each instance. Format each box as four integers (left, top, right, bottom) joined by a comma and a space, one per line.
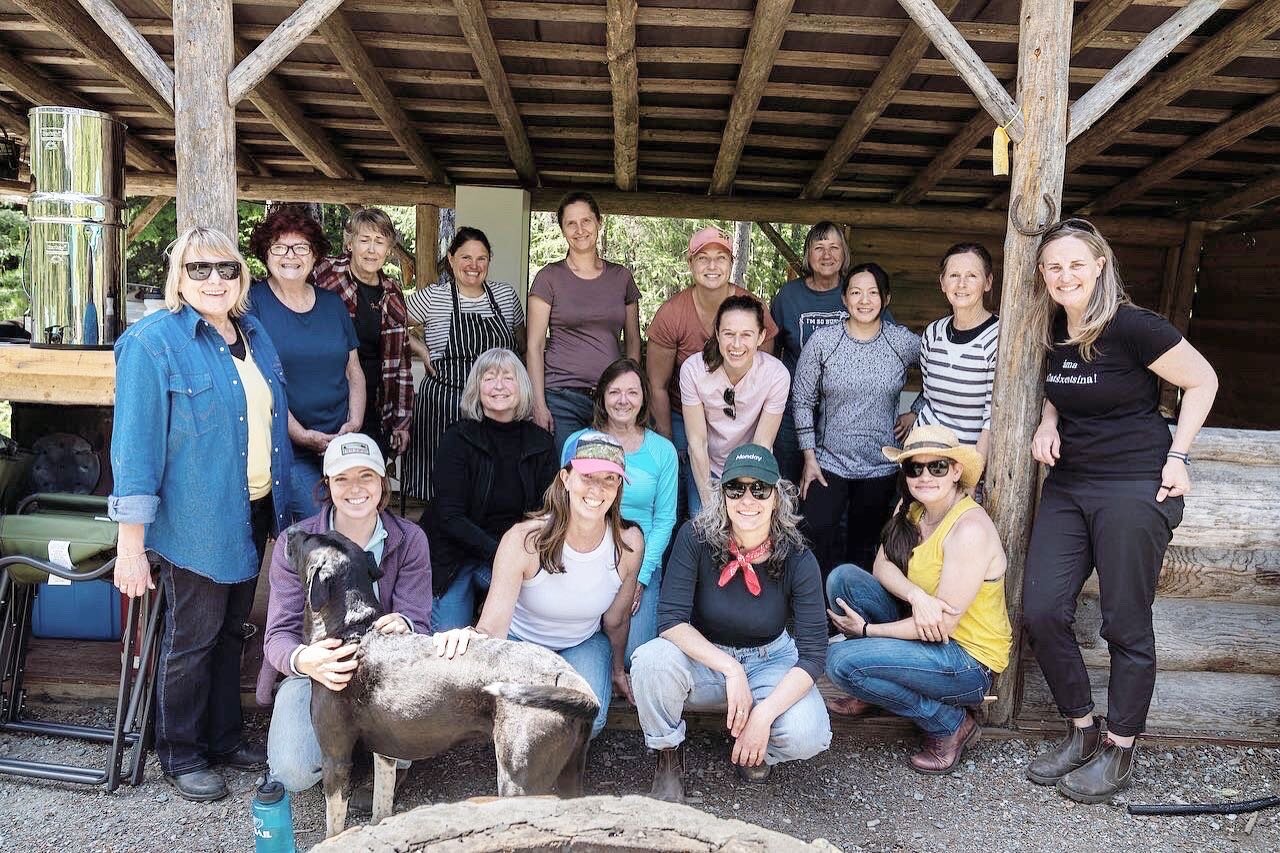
720, 443, 781, 485
323, 433, 386, 477
687, 226, 734, 259
561, 430, 630, 482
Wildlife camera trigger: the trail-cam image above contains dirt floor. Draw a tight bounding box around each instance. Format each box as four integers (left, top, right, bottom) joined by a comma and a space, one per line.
0, 706, 1276, 852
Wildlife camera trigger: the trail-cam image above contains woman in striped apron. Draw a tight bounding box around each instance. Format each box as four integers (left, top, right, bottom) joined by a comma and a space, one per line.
404, 227, 524, 499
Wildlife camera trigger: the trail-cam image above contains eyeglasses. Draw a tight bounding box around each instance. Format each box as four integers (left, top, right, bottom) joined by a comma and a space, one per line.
903, 459, 954, 479
184, 261, 242, 281
722, 479, 774, 500
268, 243, 312, 257
722, 387, 736, 420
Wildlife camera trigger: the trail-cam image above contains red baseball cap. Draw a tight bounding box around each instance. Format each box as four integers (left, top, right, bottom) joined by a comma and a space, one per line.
687, 226, 734, 260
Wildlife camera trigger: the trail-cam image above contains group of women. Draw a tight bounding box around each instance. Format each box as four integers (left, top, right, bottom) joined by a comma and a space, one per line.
106, 191, 1216, 809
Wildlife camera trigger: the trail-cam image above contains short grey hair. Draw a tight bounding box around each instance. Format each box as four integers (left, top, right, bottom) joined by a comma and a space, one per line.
692, 478, 808, 578
459, 347, 534, 421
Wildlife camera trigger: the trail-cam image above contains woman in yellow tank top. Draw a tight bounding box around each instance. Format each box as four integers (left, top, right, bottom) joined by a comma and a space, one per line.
823, 425, 1011, 775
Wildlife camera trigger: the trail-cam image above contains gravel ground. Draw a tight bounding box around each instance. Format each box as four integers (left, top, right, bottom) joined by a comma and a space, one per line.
1, 706, 1276, 852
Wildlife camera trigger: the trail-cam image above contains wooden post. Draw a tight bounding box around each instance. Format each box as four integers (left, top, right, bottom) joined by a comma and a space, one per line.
172, 0, 237, 238
1158, 220, 1206, 414
415, 204, 440, 288
984, 0, 1073, 729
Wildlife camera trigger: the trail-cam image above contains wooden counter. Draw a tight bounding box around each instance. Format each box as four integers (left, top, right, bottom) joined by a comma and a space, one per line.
0, 344, 115, 406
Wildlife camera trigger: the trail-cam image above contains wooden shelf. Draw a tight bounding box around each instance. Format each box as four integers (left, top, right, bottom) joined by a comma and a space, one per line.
0, 345, 115, 406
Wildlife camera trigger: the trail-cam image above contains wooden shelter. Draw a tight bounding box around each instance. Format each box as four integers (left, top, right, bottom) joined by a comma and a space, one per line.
0, 0, 1277, 743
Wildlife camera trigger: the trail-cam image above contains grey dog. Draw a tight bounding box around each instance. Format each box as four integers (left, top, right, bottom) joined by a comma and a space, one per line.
288, 528, 599, 838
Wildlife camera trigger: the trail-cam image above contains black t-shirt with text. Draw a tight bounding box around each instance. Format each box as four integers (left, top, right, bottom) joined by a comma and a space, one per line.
1044, 303, 1181, 480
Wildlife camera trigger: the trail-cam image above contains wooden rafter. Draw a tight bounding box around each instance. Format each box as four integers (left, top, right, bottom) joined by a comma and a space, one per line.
228, 0, 346, 104
72, 0, 173, 109
126, 195, 170, 244
1197, 170, 1280, 221
894, 0, 1134, 206
452, 0, 538, 186
318, 12, 449, 184
604, 0, 638, 191
709, 0, 794, 196
1081, 92, 1280, 214
756, 222, 802, 272
804, 0, 962, 200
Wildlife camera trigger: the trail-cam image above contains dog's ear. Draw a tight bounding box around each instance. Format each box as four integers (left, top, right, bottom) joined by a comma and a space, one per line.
307, 565, 334, 613
363, 549, 384, 583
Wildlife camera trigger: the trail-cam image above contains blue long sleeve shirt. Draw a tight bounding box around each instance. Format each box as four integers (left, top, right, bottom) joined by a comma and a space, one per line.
108, 306, 292, 582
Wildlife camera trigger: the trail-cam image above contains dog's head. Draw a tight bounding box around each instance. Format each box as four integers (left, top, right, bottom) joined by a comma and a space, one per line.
287, 528, 385, 644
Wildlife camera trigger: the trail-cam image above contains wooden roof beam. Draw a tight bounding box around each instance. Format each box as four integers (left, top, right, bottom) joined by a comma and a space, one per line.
228, 0, 346, 105
126, 195, 170, 244
318, 13, 448, 183
709, 0, 794, 196
605, 0, 638, 191
72, 0, 173, 109
1197, 170, 1280, 221
1067, 0, 1223, 143
803, 0, 961, 200
757, 222, 802, 272
453, 0, 538, 186
1081, 91, 1280, 214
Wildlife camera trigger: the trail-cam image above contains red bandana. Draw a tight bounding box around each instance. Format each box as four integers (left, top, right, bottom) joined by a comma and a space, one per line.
718, 537, 772, 596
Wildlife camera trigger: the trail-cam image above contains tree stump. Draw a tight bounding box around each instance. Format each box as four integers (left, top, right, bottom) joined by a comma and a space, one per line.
311, 794, 842, 852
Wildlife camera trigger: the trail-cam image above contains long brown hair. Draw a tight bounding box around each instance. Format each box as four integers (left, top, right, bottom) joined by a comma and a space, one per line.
700, 294, 766, 372
880, 473, 920, 571
526, 467, 635, 574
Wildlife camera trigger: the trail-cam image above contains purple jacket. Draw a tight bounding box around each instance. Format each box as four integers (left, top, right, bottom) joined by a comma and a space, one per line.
255, 510, 433, 705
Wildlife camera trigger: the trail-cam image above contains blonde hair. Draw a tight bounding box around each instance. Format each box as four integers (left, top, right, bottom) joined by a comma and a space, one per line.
459, 347, 534, 421
342, 207, 398, 249
1032, 219, 1129, 362
164, 227, 252, 316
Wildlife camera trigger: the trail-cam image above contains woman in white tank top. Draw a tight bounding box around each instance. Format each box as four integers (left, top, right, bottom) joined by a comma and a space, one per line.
434, 430, 644, 739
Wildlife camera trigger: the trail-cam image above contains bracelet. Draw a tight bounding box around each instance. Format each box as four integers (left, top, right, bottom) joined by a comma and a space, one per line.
1167, 451, 1190, 464
861, 622, 868, 639
116, 550, 147, 559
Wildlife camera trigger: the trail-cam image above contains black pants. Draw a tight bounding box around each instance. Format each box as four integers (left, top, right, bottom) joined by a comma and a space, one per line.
154, 497, 272, 774
1023, 477, 1183, 738
801, 469, 898, 580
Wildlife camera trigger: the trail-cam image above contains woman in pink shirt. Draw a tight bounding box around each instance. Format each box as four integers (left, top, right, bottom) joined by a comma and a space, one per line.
680, 295, 790, 515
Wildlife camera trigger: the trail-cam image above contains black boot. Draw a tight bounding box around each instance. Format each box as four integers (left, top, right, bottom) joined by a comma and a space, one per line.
1057, 740, 1135, 804
650, 746, 685, 803
1026, 718, 1101, 786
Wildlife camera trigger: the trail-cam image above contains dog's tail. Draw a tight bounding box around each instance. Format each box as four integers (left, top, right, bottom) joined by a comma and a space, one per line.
483, 682, 600, 720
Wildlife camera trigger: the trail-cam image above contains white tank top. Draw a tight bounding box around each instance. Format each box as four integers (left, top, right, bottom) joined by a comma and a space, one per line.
510, 528, 623, 651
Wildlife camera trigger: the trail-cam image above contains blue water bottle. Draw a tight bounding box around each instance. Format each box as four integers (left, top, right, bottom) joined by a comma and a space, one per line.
253, 775, 297, 853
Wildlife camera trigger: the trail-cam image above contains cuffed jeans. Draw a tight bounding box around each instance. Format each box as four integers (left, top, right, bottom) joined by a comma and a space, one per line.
512, 629, 613, 739
432, 560, 492, 631
1023, 477, 1183, 738
824, 564, 991, 736
545, 387, 595, 458
288, 448, 323, 524
630, 633, 831, 765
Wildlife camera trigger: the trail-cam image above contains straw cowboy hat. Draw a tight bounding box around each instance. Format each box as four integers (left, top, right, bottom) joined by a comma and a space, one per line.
882, 424, 985, 491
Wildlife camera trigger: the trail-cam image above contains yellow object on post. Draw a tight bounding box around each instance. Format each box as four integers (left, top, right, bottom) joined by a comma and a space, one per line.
992, 124, 1011, 177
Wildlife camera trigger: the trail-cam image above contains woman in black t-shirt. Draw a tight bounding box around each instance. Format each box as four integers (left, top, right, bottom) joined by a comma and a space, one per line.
1022, 219, 1217, 806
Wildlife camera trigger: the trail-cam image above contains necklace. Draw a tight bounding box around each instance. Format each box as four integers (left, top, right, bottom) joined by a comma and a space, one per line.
921, 493, 962, 528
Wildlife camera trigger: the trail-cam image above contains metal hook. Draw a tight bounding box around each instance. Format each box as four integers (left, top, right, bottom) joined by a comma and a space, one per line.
1009, 193, 1059, 237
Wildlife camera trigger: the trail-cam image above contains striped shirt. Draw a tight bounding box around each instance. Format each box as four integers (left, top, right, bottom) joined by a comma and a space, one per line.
405, 281, 524, 366
912, 315, 999, 444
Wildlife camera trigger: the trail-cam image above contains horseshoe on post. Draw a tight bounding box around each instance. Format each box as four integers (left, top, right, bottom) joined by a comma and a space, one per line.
1009, 193, 1058, 237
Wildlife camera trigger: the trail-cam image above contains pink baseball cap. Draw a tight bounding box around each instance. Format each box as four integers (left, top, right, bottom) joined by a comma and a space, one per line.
687, 226, 734, 260
561, 430, 631, 483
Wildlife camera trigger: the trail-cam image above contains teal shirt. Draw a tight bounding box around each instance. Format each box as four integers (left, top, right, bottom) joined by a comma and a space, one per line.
563, 428, 679, 587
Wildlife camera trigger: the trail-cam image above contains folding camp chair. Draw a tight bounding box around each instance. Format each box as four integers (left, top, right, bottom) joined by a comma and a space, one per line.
0, 493, 163, 792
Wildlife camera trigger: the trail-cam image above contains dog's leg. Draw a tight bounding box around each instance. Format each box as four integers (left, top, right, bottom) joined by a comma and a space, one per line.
556, 726, 591, 798
371, 752, 398, 825
321, 756, 353, 838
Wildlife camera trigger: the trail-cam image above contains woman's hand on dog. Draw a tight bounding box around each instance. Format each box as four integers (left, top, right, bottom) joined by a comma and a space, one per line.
374, 613, 412, 635
297, 638, 360, 692
433, 627, 485, 659
730, 708, 772, 767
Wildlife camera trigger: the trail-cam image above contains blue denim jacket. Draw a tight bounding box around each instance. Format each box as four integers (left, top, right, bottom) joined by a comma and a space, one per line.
108, 305, 292, 582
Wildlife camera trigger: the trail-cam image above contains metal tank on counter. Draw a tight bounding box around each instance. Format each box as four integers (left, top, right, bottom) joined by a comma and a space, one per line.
26, 106, 127, 349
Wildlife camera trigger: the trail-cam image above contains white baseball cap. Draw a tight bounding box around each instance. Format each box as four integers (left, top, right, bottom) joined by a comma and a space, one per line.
322, 433, 386, 477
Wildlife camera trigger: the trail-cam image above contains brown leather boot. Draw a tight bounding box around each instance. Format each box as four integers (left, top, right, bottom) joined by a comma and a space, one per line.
650, 745, 685, 803
825, 695, 874, 717
909, 712, 980, 775
1057, 740, 1135, 804
1026, 718, 1102, 786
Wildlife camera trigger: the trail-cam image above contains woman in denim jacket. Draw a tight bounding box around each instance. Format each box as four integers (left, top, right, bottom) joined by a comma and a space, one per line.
108, 227, 292, 803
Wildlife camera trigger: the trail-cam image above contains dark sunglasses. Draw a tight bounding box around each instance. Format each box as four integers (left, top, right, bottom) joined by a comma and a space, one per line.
722, 387, 736, 420
184, 261, 242, 281
722, 479, 774, 500
903, 459, 954, 479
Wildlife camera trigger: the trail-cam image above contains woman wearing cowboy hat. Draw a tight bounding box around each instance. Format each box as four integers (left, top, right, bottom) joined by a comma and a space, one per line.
823, 424, 1011, 775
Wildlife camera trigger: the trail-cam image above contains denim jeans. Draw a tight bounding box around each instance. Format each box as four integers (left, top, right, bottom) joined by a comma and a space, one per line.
625, 569, 662, 670
288, 448, 324, 524
824, 564, 990, 736
630, 633, 832, 765
545, 387, 595, 459
431, 560, 492, 631
669, 409, 691, 523
512, 629, 613, 739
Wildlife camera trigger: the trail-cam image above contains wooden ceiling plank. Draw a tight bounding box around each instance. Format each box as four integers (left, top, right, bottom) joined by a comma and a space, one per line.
72, 0, 173, 109
452, 0, 538, 186
708, 0, 794, 196
228, 0, 346, 104
1197, 170, 1280, 221
605, 0, 638, 191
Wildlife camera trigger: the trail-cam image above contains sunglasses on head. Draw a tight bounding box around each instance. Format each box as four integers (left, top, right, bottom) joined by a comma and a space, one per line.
722, 387, 736, 420
184, 261, 242, 281
903, 459, 954, 479
722, 479, 774, 500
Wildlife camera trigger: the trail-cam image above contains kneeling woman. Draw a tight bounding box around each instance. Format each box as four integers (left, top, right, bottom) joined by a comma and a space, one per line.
824, 425, 1010, 775
631, 445, 831, 803
258, 434, 433, 792
434, 431, 643, 739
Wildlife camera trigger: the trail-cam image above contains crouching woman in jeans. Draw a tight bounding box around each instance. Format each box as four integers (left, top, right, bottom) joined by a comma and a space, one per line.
631, 444, 831, 803
824, 425, 1010, 775
257, 434, 432, 794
